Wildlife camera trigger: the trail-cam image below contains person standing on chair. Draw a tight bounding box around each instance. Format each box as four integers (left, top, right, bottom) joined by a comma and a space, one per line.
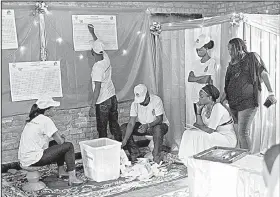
121, 84, 169, 164
88, 24, 122, 142
18, 97, 83, 186
220, 38, 277, 151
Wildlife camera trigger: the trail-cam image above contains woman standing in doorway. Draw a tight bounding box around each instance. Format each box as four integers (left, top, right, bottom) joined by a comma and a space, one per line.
221, 38, 277, 151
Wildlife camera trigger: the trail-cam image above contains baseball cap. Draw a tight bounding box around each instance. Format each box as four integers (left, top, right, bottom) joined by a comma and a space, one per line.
89, 39, 105, 54
36, 97, 60, 109
134, 84, 148, 103
195, 34, 211, 49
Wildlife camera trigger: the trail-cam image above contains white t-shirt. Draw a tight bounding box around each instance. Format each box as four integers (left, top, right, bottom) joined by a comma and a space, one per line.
130, 94, 170, 126
201, 103, 235, 136
18, 114, 58, 167
91, 50, 116, 104
189, 58, 216, 102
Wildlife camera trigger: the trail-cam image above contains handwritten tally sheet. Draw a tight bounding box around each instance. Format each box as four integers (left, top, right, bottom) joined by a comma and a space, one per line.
2, 9, 18, 49
72, 15, 118, 51
9, 61, 63, 102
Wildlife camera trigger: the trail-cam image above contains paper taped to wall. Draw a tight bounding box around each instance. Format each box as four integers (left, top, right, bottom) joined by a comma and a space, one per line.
9, 61, 63, 101
72, 15, 118, 51
2, 9, 18, 49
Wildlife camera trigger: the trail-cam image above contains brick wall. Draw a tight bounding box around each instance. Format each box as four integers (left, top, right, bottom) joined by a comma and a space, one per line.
1, 101, 132, 164
211, 1, 280, 15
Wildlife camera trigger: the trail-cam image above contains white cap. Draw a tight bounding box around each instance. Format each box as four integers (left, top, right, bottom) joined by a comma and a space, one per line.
89, 39, 105, 54
36, 97, 60, 109
134, 84, 148, 103
195, 34, 211, 49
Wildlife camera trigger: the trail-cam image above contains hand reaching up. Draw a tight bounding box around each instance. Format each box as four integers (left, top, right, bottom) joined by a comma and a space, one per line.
88, 24, 94, 34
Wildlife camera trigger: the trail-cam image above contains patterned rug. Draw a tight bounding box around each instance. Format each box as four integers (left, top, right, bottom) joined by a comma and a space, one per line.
2, 157, 187, 197
155, 188, 190, 197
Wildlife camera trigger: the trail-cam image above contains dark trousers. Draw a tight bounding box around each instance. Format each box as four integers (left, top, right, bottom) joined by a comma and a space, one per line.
95, 95, 122, 142
31, 141, 75, 172
121, 122, 168, 159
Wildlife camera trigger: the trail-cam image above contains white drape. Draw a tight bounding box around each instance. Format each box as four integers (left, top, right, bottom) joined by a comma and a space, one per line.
243, 23, 280, 153
156, 14, 279, 151
156, 31, 186, 149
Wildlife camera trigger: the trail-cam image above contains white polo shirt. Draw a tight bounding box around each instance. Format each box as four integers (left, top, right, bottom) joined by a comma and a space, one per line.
18, 114, 58, 167
91, 51, 116, 104
190, 58, 216, 102
130, 94, 170, 126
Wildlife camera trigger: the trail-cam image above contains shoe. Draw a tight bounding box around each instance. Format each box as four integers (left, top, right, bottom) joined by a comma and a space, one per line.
68, 178, 83, 186
58, 173, 69, 179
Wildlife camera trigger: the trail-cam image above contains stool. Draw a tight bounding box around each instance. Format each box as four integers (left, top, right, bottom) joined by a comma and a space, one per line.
20, 165, 46, 192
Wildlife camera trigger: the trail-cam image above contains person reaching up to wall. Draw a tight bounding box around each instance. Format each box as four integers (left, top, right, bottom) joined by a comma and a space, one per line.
87, 24, 122, 142
18, 97, 83, 186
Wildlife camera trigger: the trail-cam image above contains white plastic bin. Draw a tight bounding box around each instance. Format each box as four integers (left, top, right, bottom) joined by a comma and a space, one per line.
79, 138, 121, 182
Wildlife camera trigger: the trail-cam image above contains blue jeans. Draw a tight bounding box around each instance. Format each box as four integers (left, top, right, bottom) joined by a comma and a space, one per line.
95, 95, 122, 141
230, 107, 258, 150
31, 141, 75, 171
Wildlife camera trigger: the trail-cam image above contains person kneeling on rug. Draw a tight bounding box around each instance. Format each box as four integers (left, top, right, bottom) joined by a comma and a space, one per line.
121, 84, 169, 164
18, 97, 83, 186
178, 84, 237, 163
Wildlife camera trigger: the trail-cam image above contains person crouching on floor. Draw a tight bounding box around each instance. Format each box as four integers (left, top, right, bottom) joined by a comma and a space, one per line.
18, 97, 83, 186
121, 84, 170, 164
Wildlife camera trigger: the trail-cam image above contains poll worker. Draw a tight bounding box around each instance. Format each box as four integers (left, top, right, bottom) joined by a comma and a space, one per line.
121, 84, 169, 164
18, 97, 83, 186
179, 84, 237, 163
88, 24, 122, 142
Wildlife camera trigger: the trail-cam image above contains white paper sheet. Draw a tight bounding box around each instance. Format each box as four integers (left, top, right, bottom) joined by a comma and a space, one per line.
9, 61, 63, 101
72, 15, 118, 51
2, 9, 18, 49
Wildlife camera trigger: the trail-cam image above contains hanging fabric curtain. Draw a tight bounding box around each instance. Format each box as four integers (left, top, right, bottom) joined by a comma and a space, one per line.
243, 14, 280, 35
156, 14, 241, 148
155, 13, 279, 151
243, 20, 280, 153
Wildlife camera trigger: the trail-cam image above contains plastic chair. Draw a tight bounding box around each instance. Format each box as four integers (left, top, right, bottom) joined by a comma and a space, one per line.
20, 164, 46, 192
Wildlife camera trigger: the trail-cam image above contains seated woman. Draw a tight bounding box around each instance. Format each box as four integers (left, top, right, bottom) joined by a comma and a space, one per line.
18, 97, 83, 186
178, 84, 237, 163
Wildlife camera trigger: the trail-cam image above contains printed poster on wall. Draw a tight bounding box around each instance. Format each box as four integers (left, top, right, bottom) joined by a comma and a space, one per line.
72, 15, 118, 51
2, 9, 18, 49
9, 61, 63, 102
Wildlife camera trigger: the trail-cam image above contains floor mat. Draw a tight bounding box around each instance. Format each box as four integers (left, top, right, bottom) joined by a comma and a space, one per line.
2, 160, 187, 197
